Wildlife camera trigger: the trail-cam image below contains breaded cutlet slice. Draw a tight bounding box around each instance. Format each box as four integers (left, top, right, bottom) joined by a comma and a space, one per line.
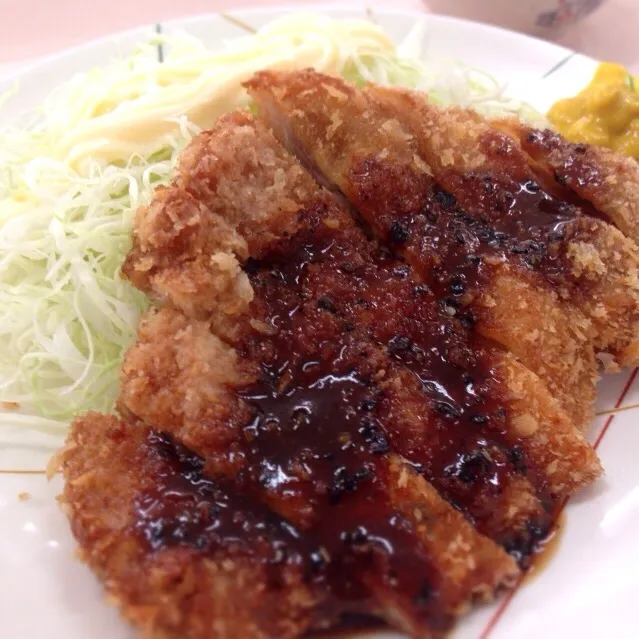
61, 413, 325, 639
116, 307, 527, 638
245, 69, 599, 430
489, 120, 639, 367
123, 111, 323, 320
495, 121, 639, 245
120, 114, 600, 517
120, 287, 550, 555
122, 185, 253, 321
64, 412, 520, 638
363, 90, 639, 372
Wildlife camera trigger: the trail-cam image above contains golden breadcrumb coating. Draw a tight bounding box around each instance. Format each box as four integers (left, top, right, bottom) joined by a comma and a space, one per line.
60, 71, 639, 639
61, 413, 324, 639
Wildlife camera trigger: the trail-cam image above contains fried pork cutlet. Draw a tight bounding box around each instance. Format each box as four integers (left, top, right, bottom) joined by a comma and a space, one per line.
63, 410, 519, 639
61, 414, 326, 639
116, 113, 600, 634
123, 112, 324, 320
499, 122, 639, 244
61, 73, 634, 639
246, 69, 639, 424
121, 115, 600, 513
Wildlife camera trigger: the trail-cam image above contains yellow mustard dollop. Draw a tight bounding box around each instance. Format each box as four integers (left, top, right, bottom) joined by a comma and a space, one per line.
548, 62, 639, 159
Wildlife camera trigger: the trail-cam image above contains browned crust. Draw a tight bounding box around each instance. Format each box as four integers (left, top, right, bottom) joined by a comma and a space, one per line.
493, 351, 601, 493
61, 73, 629, 639
123, 111, 324, 319
383, 456, 519, 627
246, 70, 601, 430
117, 306, 256, 477
61, 413, 323, 639
490, 118, 639, 367
496, 120, 639, 245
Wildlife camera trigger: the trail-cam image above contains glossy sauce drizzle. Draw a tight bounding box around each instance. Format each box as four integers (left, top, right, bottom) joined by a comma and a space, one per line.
239, 207, 549, 559
350, 155, 582, 309
134, 203, 553, 623
136, 430, 314, 569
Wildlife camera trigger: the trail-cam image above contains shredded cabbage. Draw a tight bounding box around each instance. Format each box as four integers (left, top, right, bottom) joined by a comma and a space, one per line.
0, 13, 542, 451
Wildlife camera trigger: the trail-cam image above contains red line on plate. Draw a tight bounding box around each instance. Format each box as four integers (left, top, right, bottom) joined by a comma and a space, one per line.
476, 573, 521, 639
593, 367, 638, 450
476, 366, 638, 639
475, 499, 568, 639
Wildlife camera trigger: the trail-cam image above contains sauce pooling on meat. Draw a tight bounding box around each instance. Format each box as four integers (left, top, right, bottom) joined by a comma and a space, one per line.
242, 363, 444, 609
136, 430, 315, 567
351, 156, 584, 305
135, 427, 452, 627
243, 206, 550, 548
132, 195, 556, 620
132, 203, 550, 620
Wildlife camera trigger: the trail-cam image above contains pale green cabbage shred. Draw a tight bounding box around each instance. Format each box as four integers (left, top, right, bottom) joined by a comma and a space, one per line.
0, 13, 542, 448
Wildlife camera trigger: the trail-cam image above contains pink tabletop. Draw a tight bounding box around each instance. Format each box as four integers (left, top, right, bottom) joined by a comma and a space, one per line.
0, 0, 638, 72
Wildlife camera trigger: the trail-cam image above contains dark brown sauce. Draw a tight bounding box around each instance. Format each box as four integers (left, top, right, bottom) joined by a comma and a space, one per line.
136, 430, 316, 570
520, 129, 616, 230
309, 614, 386, 638
522, 512, 565, 584
134, 199, 556, 624
523, 129, 602, 193
235, 214, 450, 620
241, 364, 442, 606
249, 206, 550, 535
349, 154, 583, 312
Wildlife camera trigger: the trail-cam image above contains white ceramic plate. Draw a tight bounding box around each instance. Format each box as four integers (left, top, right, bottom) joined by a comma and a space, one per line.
1, 6, 638, 639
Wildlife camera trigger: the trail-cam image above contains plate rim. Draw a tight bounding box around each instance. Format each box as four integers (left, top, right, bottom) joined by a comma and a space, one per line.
0, 3, 590, 92
0, 6, 620, 639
